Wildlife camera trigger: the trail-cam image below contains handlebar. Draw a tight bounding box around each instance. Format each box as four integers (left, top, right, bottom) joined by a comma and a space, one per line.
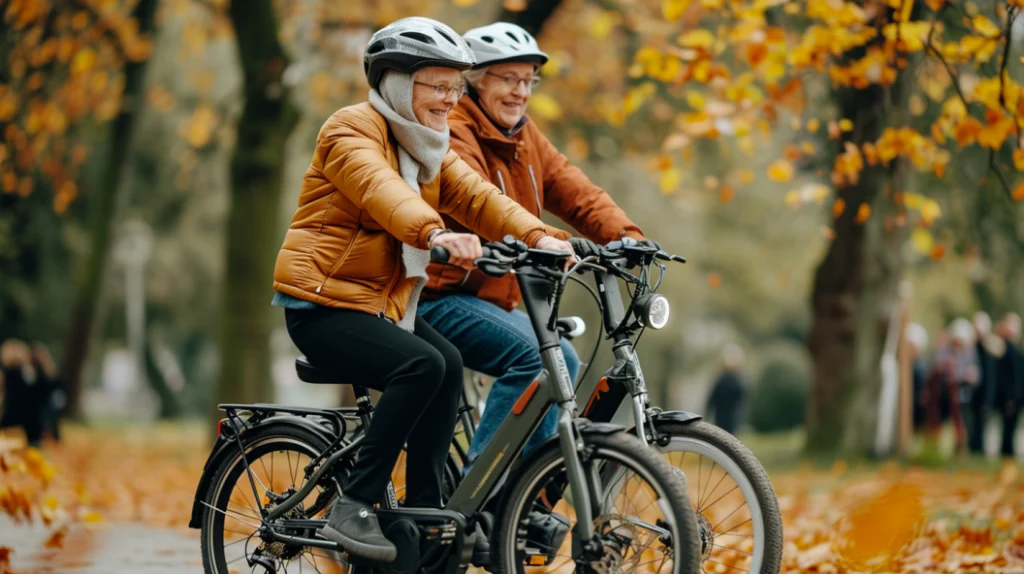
430, 235, 686, 280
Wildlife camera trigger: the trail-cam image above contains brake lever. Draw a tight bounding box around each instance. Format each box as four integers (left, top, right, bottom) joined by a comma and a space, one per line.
655, 250, 687, 264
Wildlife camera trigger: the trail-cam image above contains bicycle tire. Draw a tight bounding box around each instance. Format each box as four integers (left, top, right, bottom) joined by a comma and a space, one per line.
493, 430, 702, 574
200, 424, 338, 573
653, 420, 784, 574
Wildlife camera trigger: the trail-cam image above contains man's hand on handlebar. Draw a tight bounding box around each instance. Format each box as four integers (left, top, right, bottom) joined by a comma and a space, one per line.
535, 236, 578, 269
429, 232, 482, 269
568, 237, 600, 259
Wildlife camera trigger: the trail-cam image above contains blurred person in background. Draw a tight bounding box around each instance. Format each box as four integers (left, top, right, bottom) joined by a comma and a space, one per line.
32, 342, 65, 443
705, 343, 749, 435
969, 311, 997, 454
905, 322, 930, 429
0, 338, 56, 447
995, 313, 1023, 457
925, 318, 979, 453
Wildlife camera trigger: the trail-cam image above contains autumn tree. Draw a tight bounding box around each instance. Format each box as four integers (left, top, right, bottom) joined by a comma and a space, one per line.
1, 0, 159, 417
514, 0, 1024, 453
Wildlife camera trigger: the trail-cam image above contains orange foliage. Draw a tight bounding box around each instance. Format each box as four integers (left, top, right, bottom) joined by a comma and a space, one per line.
1, 1, 154, 209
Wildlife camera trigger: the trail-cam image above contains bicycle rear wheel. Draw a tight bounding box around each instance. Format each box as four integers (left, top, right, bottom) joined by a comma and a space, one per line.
199, 424, 343, 574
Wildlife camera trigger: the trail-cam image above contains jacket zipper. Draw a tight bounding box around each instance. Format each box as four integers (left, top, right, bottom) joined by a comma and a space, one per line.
315, 224, 362, 294
378, 247, 404, 320
528, 165, 542, 214
496, 170, 507, 195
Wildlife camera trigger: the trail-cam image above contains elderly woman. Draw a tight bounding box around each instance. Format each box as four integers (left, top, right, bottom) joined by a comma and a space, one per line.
419, 22, 650, 471
271, 17, 573, 562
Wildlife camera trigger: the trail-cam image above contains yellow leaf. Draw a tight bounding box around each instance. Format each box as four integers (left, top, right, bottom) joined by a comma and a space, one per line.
784, 190, 802, 208
83, 511, 102, 523
528, 93, 562, 120
685, 90, 706, 110
662, 0, 690, 21
972, 14, 1000, 37
910, 228, 933, 254
738, 169, 755, 186
839, 118, 854, 132
1014, 149, 1024, 171
739, 136, 756, 156
452, 0, 478, 6
899, 0, 915, 22
589, 11, 618, 39
71, 49, 96, 74
181, 106, 218, 148
678, 29, 714, 51
909, 94, 926, 116
855, 203, 871, 223
659, 168, 681, 194
801, 141, 816, 155
43, 495, 59, 510
767, 159, 794, 182
807, 118, 820, 133
920, 199, 941, 225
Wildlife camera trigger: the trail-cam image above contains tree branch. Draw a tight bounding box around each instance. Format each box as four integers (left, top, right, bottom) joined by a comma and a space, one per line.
988, 150, 1015, 203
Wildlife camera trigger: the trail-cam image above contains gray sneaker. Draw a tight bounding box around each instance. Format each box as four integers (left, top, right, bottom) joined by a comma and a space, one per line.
320, 495, 398, 563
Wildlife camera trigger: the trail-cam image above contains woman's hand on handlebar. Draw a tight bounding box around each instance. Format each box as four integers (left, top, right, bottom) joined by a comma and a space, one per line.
430, 232, 483, 269
535, 236, 578, 269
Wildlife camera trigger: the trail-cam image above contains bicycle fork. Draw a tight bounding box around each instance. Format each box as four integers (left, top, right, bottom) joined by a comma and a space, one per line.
543, 347, 599, 543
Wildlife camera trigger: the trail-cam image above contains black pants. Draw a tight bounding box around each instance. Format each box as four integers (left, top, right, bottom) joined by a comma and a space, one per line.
285, 307, 463, 508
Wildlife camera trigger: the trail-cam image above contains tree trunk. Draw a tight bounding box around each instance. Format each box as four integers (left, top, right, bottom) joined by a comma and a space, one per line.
214, 0, 299, 414
805, 51, 912, 456
60, 0, 160, 419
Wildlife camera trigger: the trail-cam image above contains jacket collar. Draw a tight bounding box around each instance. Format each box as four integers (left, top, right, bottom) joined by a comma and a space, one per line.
455, 92, 529, 152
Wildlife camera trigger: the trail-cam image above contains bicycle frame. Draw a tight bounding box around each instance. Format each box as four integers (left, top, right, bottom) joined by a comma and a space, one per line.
444, 265, 598, 541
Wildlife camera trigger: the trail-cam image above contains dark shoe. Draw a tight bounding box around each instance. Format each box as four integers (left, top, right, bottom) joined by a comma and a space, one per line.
522, 509, 570, 566
320, 495, 397, 563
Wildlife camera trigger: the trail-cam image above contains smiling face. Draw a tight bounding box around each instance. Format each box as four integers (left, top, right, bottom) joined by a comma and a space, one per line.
411, 67, 463, 132
475, 62, 537, 129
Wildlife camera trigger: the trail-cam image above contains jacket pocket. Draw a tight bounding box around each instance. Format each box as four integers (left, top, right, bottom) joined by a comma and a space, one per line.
315, 225, 361, 294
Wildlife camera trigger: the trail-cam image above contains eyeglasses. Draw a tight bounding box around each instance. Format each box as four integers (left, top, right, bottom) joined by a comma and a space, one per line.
414, 81, 466, 98
486, 71, 541, 91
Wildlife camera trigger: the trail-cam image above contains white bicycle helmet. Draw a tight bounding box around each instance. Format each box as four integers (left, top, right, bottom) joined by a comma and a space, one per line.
364, 17, 476, 89
463, 22, 549, 68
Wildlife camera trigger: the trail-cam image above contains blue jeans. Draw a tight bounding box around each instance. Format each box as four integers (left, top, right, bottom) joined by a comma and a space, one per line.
419, 295, 580, 469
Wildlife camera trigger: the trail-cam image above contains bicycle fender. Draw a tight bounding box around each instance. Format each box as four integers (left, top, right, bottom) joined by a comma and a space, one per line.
650, 410, 703, 425
187, 417, 335, 529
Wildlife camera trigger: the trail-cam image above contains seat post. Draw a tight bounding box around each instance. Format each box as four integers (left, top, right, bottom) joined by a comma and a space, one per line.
353, 385, 374, 427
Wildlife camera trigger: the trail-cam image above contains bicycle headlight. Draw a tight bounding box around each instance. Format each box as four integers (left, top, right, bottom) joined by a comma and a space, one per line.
636, 294, 670, 329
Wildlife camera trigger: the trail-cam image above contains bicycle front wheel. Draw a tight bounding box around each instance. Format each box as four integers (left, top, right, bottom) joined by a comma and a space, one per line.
494, 430, 702, 574
653, 420, 784, 574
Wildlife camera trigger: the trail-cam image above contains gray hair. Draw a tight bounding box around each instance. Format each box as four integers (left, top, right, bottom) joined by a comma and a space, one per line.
463, 68, 488, 89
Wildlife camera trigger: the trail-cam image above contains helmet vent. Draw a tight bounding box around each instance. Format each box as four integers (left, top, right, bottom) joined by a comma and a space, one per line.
505, 31, 521, 43
435, 28, 458, 46
366, 41, 386, 54
481, 35, 495, 43
400, 31, 435, 45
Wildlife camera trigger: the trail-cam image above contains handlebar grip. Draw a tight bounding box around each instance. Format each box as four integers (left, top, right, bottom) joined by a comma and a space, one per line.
430, 246, 450, 263
478, 261, 508, 278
